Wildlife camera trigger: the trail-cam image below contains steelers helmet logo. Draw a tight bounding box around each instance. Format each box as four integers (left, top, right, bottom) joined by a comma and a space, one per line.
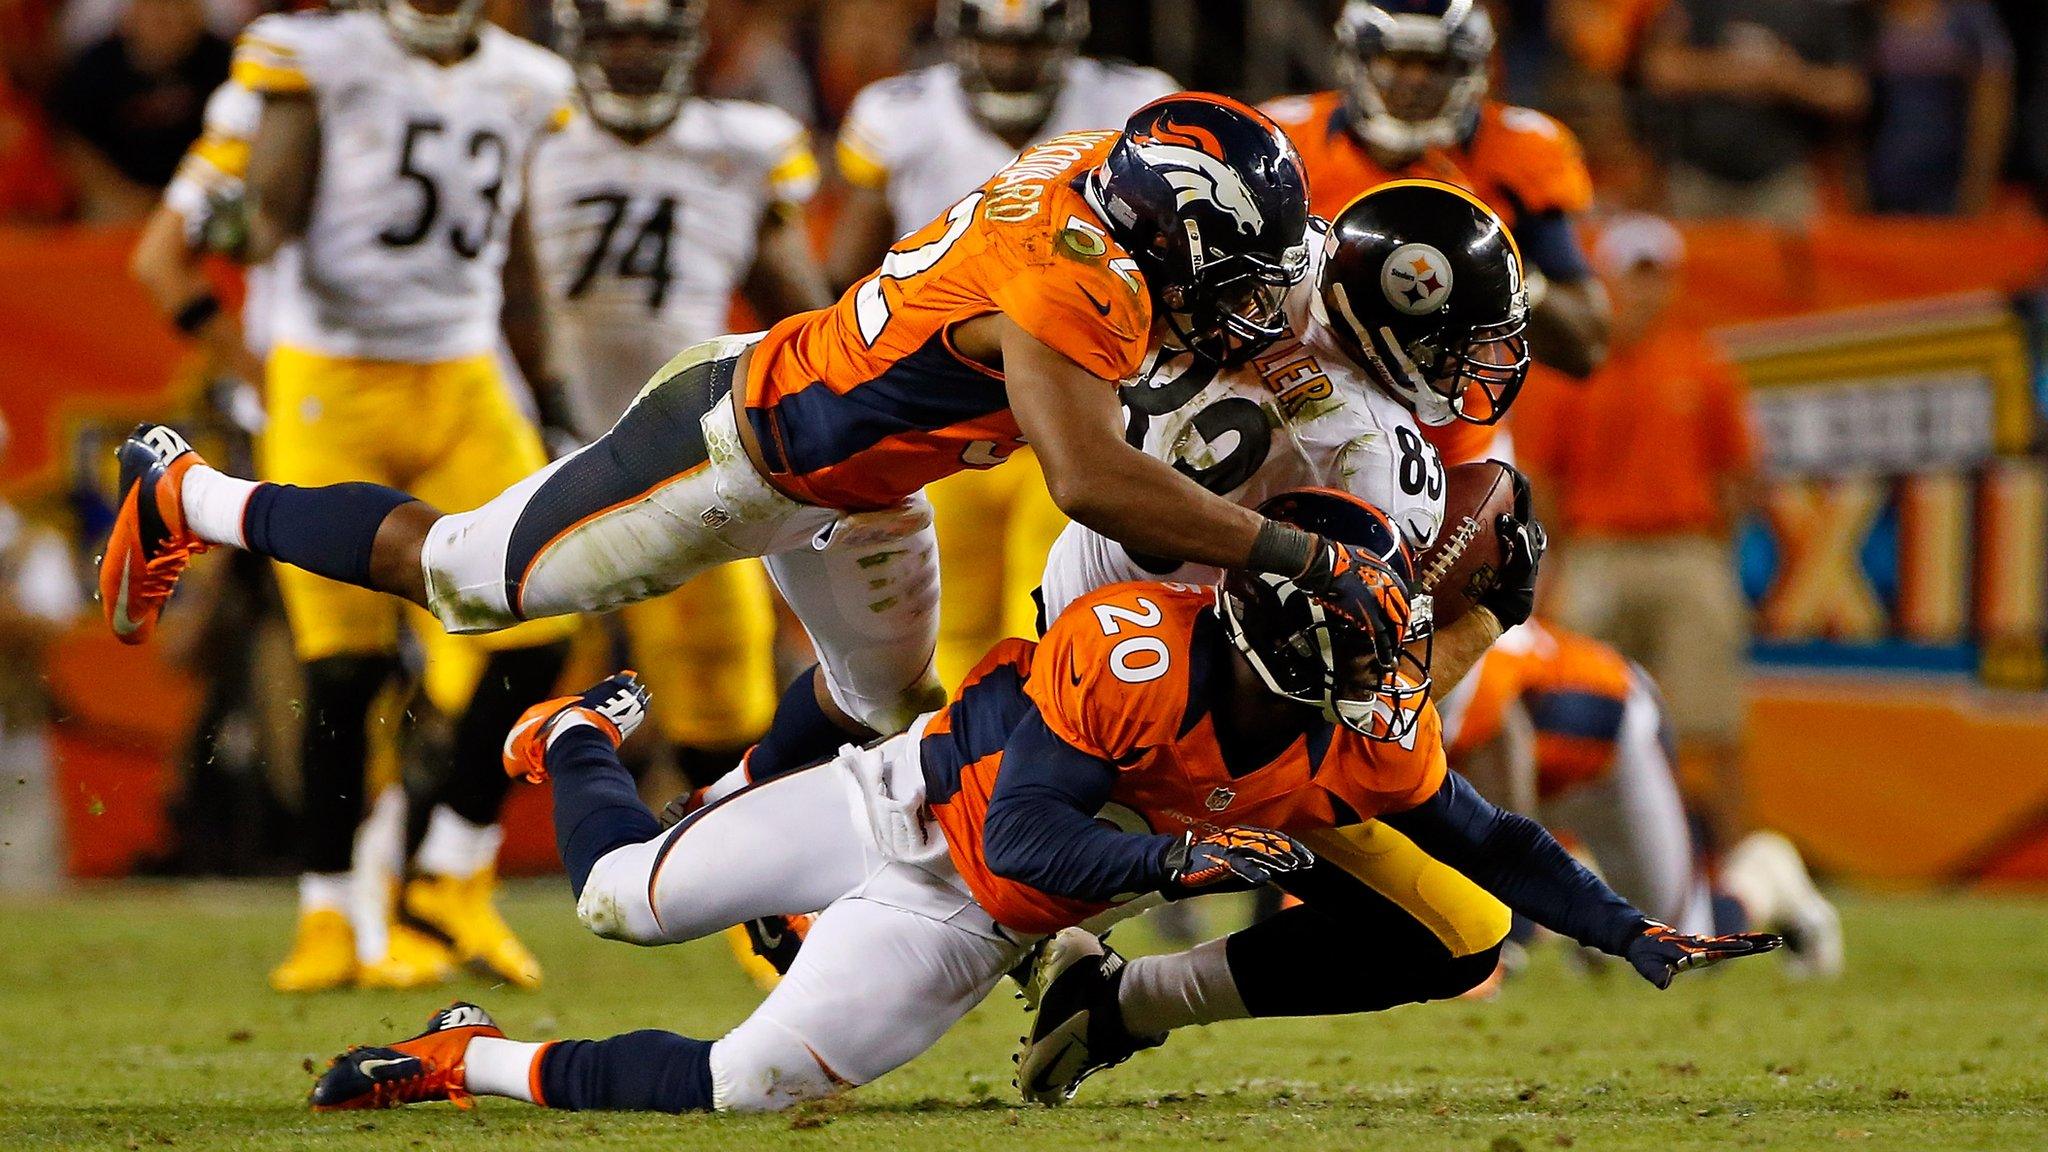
1382, 243, 1455, 316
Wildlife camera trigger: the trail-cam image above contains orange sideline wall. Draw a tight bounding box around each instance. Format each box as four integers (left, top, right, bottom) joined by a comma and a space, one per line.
4, 207, 2047, 883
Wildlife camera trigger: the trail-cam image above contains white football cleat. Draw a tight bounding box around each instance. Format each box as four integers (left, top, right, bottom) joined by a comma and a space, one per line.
1722, 830, 1843, 980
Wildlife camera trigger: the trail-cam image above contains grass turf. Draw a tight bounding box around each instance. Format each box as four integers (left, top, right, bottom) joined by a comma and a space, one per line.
1, 883, 2044, 1151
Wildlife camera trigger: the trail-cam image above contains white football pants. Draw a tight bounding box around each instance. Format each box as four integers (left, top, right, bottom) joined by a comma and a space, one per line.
573, 721, 1029, 1111
1542, 676, 1714, 935
417, 334, 943, 733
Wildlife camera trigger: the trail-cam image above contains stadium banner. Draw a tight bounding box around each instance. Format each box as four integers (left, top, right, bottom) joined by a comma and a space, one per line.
1721, 289, 2048, 885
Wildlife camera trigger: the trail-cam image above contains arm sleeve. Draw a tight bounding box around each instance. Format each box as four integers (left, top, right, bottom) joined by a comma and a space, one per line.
1379, 770, 1647, 955
981, 712, 1182, 902
1516, 209, 1595, 284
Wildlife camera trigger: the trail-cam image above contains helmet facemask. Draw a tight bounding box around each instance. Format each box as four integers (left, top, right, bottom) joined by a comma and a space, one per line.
560, 0, 700, 136
1319, 276, 1529, 427
384, 0, 488, 55
1219, 575, 1434, 744
1160, 243, 1307, 366
941, 0, 1087, 135
1336, 0, 1492, 159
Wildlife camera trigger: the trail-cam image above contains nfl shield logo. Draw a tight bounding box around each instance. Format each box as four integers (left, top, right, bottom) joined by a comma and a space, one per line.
1204, 787, 1235, 812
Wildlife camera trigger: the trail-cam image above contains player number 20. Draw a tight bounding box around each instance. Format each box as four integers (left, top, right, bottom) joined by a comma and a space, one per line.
1093, 596, 1170, 684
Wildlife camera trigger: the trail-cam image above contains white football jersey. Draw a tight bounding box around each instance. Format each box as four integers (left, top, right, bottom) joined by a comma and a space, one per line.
232, 11, 574, 362
1038, 226, 1447, 621
528, 100, 819, 439
164, 79, 286, 358
838, 57, 1177, 234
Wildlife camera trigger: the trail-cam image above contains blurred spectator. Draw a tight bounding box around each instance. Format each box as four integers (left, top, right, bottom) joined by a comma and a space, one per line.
56, 0, 258, 55
1865, 0, 2013, 216
1549, 0, 1670, 82
1515, 215, 1759, 850
49, 0, 229, 221
1642, 0, 1867, 228
0, 416, 85, 892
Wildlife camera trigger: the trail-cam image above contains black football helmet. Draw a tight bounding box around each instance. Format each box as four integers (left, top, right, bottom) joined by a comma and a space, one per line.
1220, 489, 1433, 743
1312, 179, 1529, 427
1335, 0, 1494, 158
938, 0, 1088, 136
556, 0, 703, 135
1087, 94, 1311, 365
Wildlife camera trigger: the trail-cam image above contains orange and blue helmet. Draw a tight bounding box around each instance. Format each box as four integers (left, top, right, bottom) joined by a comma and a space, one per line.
1219, 488, 1434, 742
1087, 93, 1310, 365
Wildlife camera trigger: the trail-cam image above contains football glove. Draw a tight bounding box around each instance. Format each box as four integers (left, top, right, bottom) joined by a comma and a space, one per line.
1625, 920, 1784, 989
1477, 464, 1545, 630
1162, 826, 1315, 896
1295, 538, 1412, 674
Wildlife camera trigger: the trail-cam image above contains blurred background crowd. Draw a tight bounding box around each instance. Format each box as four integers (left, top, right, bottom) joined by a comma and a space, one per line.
6, 0, 2047, 226
1, 0, 2045, 929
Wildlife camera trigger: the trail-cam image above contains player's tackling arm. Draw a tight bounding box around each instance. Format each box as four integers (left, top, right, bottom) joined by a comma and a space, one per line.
982, 713, 1181, 901
1379, 770, 1780, 985
998, 316, 1276, 572
242, 93, 318, 264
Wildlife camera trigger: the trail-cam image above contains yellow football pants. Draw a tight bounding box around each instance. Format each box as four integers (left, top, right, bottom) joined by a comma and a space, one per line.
927, 449, 1068, 692
259, 346, 579, 687
617, 561, 778, 750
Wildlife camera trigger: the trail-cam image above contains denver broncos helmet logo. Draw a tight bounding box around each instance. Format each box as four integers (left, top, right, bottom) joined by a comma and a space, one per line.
1127, 115, 1268, 237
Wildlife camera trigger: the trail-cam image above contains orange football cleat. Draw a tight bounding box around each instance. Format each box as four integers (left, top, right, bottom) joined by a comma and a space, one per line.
308, 1002, 505, 1112
501, 671, 650, 784
99, 424, 210, 645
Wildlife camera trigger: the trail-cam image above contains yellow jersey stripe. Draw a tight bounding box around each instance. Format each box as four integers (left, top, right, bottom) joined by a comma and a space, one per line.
188, 134, 252, 182
769, 140, 823, 202
834, 135, 888, 190
231, 56, 312, 94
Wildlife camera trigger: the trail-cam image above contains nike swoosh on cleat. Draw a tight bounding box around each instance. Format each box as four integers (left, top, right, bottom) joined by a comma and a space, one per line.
110, 553, 142, 636
355, 1057, 415, 1075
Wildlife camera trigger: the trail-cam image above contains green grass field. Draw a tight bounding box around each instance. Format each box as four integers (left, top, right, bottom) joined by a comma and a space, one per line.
3, 883, 2045, 1151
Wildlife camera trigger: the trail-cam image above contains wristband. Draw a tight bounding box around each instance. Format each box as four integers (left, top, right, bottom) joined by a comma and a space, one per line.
1248, 519, 1317, 578
173, 293, 222, 336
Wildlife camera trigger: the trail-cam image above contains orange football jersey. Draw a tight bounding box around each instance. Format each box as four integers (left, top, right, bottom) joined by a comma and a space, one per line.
925, 583, 1446, 935
1261, 92, 1593, 467
744, 130, 1152, 511
1447, 621, 1636, 799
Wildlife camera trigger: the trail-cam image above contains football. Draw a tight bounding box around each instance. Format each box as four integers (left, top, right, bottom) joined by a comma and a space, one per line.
1414, 460, 1517, 626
